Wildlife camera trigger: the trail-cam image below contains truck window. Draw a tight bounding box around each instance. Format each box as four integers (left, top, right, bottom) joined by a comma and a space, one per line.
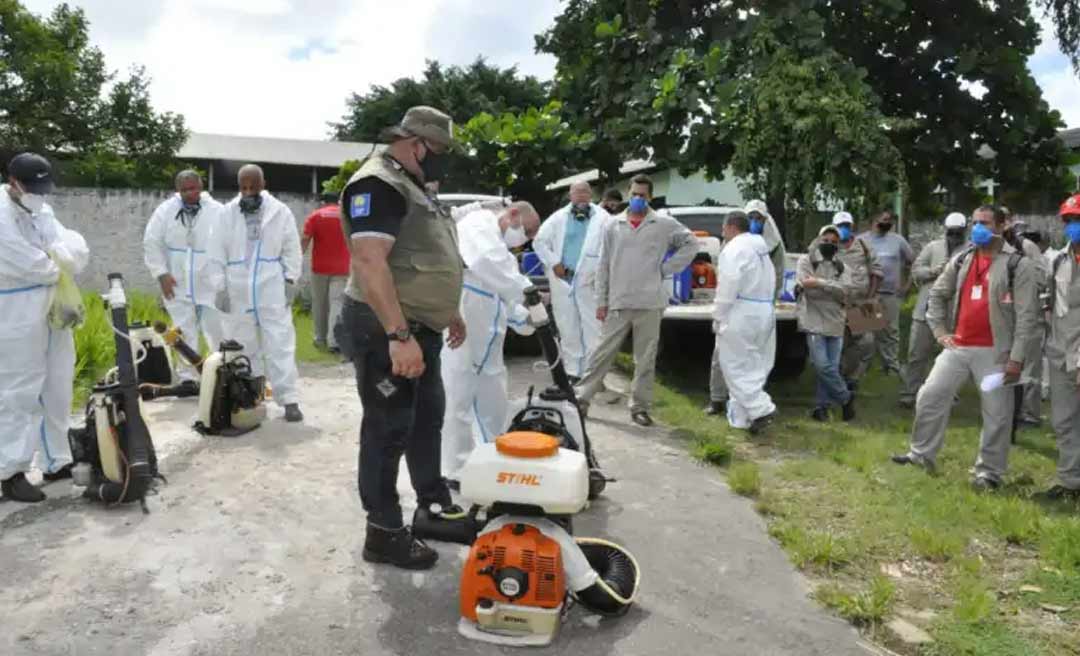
671, 213, 727, 236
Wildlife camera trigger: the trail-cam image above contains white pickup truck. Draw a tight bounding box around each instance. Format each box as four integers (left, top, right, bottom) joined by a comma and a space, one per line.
661, 206, 808, 377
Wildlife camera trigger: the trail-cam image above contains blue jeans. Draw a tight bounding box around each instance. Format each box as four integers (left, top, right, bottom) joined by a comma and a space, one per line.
808, 333, 851, 409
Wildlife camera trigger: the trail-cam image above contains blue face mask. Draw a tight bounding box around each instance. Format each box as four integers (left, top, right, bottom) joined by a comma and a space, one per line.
971, 223, 995, 247
837, 225, 852, 242
749, 219, 764, 235
1066, 220, 1080, 244
628, 197, 648, 214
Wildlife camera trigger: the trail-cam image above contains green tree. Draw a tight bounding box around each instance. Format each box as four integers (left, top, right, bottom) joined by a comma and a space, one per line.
457, 101, 593, 213
331, 58, 550, 194
1038, 0, 1080, 71
0, 1, 188, 187
539, 0, 1070, 238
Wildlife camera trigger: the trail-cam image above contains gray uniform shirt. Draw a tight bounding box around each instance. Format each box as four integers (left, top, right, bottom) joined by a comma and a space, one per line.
596, 209, 697, 311
911, 238, 966, 321
796, 250, 850, 337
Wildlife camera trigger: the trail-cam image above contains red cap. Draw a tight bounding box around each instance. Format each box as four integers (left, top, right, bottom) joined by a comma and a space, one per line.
1061, 194, 1080, 217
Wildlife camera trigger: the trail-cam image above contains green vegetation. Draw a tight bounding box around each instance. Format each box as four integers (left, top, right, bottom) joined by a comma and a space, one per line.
619, 314, 1080, 653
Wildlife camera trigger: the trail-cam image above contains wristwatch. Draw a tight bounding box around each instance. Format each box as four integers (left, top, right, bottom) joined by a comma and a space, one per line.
387, 327, 412, 342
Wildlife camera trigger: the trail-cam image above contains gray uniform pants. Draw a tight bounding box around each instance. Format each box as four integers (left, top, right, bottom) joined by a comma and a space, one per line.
900, 319, 937, 404
906, 346, 1013, 482
709, 342, 728, 403
862, 293, 901, 374
577, 308, 662, 413
1047, 363, 1080, 490
311, 274, 346, 348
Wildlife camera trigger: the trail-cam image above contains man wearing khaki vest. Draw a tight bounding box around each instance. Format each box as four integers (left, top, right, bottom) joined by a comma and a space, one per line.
335, 106, 468, 570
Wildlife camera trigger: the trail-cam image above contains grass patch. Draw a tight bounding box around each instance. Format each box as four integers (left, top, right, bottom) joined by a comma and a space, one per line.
640, 304, 1080, 653
692, 435, 732, 465
814, 576, 895, 626
727, 461, 762, 497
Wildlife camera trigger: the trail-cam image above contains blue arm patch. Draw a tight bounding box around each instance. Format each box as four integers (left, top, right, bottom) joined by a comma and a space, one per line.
350, 193, 372, 219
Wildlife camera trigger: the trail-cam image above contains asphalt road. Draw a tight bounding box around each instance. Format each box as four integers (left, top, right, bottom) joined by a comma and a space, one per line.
0, 358, 876, 656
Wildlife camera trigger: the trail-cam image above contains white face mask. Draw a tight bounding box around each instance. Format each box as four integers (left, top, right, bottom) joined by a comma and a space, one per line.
19, 193, 46, 214
503, 224, 528, 249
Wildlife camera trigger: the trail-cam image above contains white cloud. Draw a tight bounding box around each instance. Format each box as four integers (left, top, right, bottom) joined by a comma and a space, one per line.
20, 0, 562, 140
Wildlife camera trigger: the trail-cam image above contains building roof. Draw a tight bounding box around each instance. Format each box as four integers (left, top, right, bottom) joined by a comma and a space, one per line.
547, 158, 658, 191
178, 132, 381, 168
1061, 128, 1080, 150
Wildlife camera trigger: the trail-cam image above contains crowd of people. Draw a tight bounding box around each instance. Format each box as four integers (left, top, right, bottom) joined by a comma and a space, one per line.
1, 104, 1077, 573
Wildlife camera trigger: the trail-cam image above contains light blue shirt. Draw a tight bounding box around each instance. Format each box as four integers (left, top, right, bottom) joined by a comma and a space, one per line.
859, 231, 913, 294
560, 209, 590, 271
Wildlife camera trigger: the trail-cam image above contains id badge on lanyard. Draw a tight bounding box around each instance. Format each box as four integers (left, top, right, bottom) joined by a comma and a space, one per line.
971, 285, 983, 301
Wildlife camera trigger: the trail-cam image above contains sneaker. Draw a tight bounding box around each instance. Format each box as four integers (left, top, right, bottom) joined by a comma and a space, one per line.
749, 412, 776, 435
42, 463, 74, 482
1, 473, 46, 503
631, 411, 653, 427
811, 407, 829, 422
284, 403, 304, 423
1018, 415, 1042, 429
890, 453, 936, 474
704, 400, 726, 416
362, 524, 438, 570
842, 398, 856, 422
971, 476, 1001, 493
1032, 485, 1080, 503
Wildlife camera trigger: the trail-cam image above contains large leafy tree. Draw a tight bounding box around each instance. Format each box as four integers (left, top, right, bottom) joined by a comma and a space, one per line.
538, 0, 1070, 240
331, 58, 551, 194
0, 1, 188, 187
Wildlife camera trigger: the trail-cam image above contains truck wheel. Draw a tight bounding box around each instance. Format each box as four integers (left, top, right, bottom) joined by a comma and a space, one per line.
771, 320, 807, 380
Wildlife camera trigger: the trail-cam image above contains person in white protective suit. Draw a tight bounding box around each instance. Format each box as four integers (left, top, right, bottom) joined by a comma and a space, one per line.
0, 153, 90, 502
440, 201, 542, 485
208, 164, 304, 422
533, 181, 612, 379
713, 210, 778, 433
143, 170, 224, 384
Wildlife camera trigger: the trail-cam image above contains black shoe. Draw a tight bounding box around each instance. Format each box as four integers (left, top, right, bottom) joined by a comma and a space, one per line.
811, 407, 829, 422
1018, 415, 1042, 429
411, 504, 476, 545
1032, 485, 1080, 503
842, 398, 856, 422
42, 463, 73, 482
631, 411, 653, 427
1, 473, 46, 502
704, 401, 726, 416
284, 403, 303, 422
362, 524, 438, 570
749, 412, 775, 435
971, 476, 1001, 493
845, 380, 857, 393
898, 398, 915, 410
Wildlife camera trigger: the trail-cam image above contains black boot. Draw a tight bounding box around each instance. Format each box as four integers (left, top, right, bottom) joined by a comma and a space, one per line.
284, 403, 304, 422
42, 463, 73, 482
2, 473, 46, 502
703, 400, 726, 416
811, 407, 829, 422
842, 397, 856, 422
362, 524, 438, 570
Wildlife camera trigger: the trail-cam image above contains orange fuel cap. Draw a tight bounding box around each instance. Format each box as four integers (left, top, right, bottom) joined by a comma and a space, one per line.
495, 432, 559, 458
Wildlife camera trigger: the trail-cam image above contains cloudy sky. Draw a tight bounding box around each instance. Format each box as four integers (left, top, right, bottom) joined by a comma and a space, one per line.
20, 0, 1080, 140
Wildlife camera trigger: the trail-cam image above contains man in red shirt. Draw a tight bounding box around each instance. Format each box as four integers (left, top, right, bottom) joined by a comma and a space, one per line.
302, 192, 350, 352
892, 206, 1041, 491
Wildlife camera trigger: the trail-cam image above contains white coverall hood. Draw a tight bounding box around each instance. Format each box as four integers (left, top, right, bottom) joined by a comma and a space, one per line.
441, 208, 537, 479
0, 186, 90, 479
531, 202, 612, 377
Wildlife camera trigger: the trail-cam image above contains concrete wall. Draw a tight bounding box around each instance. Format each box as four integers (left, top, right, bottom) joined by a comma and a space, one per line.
906, 214, 1062, 254
46, 187, 323, 295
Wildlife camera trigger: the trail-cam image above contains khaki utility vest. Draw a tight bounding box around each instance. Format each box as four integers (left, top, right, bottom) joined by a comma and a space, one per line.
342, 155, 464, 331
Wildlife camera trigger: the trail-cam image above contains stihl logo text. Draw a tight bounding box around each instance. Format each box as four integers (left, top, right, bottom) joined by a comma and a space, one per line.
496, 472, 542, 486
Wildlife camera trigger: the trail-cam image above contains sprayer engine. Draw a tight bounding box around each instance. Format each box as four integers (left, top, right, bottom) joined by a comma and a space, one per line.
457, 432, 638, 647
193, 340, 266, 436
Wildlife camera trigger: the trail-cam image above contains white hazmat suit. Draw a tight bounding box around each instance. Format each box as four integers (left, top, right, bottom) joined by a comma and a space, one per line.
209, 191, 303, 407
0, 187, 89, 479
441, 209, 536, 480
713, 231, 778, 429
143, 192, 225, 377
532, 203, 610, 378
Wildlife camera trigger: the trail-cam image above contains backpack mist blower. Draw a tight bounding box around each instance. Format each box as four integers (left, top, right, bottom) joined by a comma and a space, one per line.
67, 274, 163, 512
137, 322, 201, 401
